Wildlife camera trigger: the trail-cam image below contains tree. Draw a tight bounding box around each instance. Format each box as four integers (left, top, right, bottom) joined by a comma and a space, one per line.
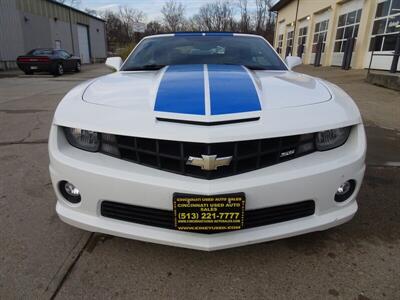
253, 0, 276, 42
238, 0, 250, 33
192, 0, 235, 32
255, 0, 275, 32
102, 11, 126, 51
84, 8, 98, 17
118, 6, 146, 38
145, 21, 165, 35
161, 0, 186, 32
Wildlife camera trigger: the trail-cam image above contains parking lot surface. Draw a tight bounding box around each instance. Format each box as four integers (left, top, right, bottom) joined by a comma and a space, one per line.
0, 65, 399, 299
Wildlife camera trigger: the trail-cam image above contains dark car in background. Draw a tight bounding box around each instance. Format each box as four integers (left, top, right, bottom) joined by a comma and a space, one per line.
17, 49, 81, 76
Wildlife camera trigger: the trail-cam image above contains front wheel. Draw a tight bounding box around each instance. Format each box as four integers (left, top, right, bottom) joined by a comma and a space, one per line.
75, 61, 81, 72
54, 63, 64, 76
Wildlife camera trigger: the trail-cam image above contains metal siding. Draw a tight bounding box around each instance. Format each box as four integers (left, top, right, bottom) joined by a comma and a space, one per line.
0, 0, 25, 61
71, 24, 80, 56
50, 19, 74, 53
88, 18, 107, 59
1, 0, 105, 67
21, 12, 52, 52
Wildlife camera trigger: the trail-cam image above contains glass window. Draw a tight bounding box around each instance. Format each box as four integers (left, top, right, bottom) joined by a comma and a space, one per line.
297, 27, 308, 45
354, 25, 359, 37
334, 9, 362, 52
59, 50, 71, 59
356, 9, 362, 22
376, 0, 390, 17
386, 15, 400, 33
319, 21, 325, 31
122, 35, 288, 71
373, 19, 387, 34
299, 27, 308, 36
296, 26, 308, 56
369, 0, 400, 51
27, 49, 53, 56
383, 34, 399, 50
285, 30, 294, 55
334, 41, 342, 52
312, 20, 329, 53
369, 36, 384, 51
341, 40, 348, 52
277, 34, 284, 54
347, 11, 357, 25
338, 14, 346, 27
336, 27, 344, 39
344, 26, 354, 39
390, 0, 400, 15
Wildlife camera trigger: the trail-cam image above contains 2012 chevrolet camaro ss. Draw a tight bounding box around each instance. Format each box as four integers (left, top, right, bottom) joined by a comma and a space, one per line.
49, 33, 366, 251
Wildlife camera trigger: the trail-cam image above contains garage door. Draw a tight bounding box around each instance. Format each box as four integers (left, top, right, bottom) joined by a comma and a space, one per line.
309, 9, 332, 65
77, 24, 90, 64
331, 0, 363, 67
364, 0, 400, 70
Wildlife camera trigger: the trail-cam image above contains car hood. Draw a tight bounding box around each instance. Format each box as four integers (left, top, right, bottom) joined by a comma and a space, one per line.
82, 64, 331, 123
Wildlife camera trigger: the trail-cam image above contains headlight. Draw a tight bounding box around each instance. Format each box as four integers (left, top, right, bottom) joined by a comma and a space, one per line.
315, 127, 351, 151
64, 127, 100, 152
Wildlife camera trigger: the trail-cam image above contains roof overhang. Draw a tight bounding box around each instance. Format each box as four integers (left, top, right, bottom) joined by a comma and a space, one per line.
271, 0, 295, 12
46, 0, 105, 22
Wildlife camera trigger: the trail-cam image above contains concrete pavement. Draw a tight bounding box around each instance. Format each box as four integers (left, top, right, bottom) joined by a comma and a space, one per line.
295, 65, 400, 130
0, 64, 399, 299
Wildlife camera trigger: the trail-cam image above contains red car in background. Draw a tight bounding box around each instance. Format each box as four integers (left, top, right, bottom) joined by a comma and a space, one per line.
17, 48, 81, 76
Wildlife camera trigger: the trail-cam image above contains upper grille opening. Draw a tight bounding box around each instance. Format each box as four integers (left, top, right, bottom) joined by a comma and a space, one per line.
99, 132, 316, 180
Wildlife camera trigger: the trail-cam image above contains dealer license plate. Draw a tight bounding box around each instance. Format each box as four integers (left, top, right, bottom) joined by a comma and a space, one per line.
173, 193, 245, 233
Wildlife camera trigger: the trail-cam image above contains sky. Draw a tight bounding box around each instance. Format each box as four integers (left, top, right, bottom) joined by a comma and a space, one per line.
78, 0, 264, 21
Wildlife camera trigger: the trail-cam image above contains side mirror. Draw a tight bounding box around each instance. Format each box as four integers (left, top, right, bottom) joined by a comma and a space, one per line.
105, 57, 123, 71
285, 56, 302, 70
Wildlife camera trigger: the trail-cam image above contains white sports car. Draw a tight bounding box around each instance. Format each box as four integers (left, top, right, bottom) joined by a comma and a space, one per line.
49, 33, 366, 251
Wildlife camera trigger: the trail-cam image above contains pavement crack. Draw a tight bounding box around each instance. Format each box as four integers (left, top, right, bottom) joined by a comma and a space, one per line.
44, 232, 94, 300
0, 139, 48, 146
367, 164, 400, 169
0, 109, 50, 114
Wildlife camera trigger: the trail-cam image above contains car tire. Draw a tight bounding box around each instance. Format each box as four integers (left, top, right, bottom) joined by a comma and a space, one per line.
54, 63, 64, 76
75, 61, 81, 72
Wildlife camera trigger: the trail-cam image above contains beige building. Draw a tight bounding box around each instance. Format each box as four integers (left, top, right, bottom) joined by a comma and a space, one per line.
271, 0, 400, 70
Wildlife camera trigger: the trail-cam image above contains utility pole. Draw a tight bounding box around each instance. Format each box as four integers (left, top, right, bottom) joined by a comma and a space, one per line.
292, 0, 300, 56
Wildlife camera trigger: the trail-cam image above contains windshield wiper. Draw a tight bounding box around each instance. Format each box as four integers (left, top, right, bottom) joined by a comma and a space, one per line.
124, 64, 166, 71
219, 63, 269, 70
243, 65, 269, 70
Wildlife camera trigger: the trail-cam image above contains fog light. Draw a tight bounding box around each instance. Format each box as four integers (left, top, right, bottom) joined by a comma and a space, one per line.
59, 181, 81, 203
335, 180, 356, 202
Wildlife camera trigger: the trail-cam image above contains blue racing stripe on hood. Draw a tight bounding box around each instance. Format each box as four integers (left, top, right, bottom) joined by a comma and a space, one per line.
154, 65, 205, 115
208, 65, 261, 115
208, 64, 261, 115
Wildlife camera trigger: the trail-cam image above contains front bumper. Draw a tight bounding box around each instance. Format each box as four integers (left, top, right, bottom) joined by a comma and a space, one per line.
49, 125, 366, 251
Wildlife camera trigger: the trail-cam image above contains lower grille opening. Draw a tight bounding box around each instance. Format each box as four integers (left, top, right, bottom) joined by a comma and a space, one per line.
101, 200, 315, 233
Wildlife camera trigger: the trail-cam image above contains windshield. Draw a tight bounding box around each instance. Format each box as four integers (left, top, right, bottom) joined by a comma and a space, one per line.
121, 35, 287, 71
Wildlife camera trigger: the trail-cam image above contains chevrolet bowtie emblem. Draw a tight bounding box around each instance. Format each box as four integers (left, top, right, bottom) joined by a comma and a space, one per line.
186, 155, 233, 171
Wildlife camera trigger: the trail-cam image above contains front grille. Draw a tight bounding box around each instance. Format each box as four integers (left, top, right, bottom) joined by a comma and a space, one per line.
101, 200, 316, 233
100, 133, 316, 180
